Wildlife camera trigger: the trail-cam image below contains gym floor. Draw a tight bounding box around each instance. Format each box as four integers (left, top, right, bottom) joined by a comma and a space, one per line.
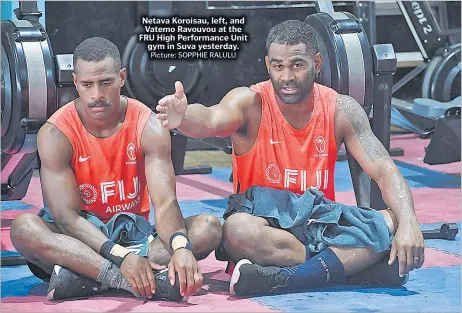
1, 133, 460, 312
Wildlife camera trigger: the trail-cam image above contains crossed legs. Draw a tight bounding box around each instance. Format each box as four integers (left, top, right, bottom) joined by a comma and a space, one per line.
10, 213, 222, 286
222, 209, 398, 276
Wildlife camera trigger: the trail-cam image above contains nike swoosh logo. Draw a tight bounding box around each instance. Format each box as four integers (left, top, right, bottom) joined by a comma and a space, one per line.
270, 139, 282, 144
79, 155, 92, 162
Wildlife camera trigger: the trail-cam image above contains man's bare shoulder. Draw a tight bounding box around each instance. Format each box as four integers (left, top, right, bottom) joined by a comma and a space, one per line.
335, 93, 360, 110
221, 86, 262, 110
140, 113, 171, 155
37, 122, 73, 166
334, 94, 371, 139
335, 94, 370, 121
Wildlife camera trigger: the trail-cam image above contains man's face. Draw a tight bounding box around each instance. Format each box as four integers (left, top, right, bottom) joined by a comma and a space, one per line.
73, 58, 126, 121
266, 43, 322, 104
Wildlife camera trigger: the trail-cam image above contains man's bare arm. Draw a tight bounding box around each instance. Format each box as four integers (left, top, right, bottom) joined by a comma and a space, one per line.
157, 83, 259, 138
335, 95, 417, 223
37, 123, 110, 251
141, 114, 187, 248
142, 114, 205, 296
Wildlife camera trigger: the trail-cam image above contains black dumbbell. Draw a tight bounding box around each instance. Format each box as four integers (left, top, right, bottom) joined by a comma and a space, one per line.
1, 255, 27, 267
422, 223, 459, 240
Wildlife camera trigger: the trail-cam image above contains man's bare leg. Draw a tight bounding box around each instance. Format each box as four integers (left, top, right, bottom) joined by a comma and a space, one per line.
223, 209, 396, 275
11, 212, 130, 301
329, 209, 398, 275
11, 213, 105, 279
224, 209, 400, 296
11, 213, 222, 299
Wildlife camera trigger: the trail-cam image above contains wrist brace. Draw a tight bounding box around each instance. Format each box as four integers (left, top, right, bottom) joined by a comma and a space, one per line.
100, 241, 131, 267
169, 231, 192, 252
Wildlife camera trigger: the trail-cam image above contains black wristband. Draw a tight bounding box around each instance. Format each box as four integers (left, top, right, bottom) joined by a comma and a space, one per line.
169, 231, 189, 250
100, 241, 130, 267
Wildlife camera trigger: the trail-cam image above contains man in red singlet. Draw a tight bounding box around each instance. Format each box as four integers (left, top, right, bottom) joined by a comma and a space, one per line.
156, 20, 424, 296
10, 37, 222, 302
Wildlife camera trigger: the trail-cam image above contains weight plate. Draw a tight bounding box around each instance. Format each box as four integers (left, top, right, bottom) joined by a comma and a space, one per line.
1, 44, 12, 137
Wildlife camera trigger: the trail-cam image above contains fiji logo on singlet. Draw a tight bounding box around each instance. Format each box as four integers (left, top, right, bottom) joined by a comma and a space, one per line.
314, 136, 328, 158
79, 176, 141, 213
265, 163, 329, 193
126, 143, 137, 165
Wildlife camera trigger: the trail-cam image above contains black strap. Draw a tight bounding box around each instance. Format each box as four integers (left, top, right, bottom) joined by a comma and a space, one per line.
169, 231, 189, 250
100, 241, 130, 267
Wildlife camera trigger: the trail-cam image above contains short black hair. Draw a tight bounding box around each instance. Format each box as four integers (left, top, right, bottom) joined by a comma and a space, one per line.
266, 20, 318, 55
73, 37, 121, 72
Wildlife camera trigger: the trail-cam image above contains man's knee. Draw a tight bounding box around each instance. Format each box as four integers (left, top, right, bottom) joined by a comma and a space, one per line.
222, 213, 263, 254
190, 214, 222, 258
11, 213, 48, 252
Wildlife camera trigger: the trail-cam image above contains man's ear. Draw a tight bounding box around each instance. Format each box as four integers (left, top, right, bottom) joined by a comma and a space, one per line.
119, 68, 127, 88
72, 72, 77, 88
314, 52, 322, 74
265, 55, 270, 74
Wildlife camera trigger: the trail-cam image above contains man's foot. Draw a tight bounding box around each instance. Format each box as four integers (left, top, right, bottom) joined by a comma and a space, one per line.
47, 265, 102, 301
340, 256, 409, 287
151, 269, 183, 301
229, 259, 290, 296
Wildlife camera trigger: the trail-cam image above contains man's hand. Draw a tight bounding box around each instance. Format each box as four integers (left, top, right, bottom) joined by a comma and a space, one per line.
156, 81, 188, 129
389, 218, 425, 276
120, 253, 166, 299
168, 248, 203, 297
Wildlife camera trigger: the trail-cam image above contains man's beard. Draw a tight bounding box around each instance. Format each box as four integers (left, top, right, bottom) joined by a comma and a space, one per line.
272, 73, 316, 105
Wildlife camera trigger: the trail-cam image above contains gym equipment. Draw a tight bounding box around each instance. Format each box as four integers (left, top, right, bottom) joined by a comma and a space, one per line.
423, 107, 461, 165
308, 4, 404, 163
422, 223, 459, 240
383, 1, 461, 166
421, 44, 461, 103
1, 1, 58, 201
390, 98, 461, 164
393, 1, 461, 102
307, 2, 401, 209
368, 45, 400, 210
1, 255, 27, 267
413, 97, 461, 118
